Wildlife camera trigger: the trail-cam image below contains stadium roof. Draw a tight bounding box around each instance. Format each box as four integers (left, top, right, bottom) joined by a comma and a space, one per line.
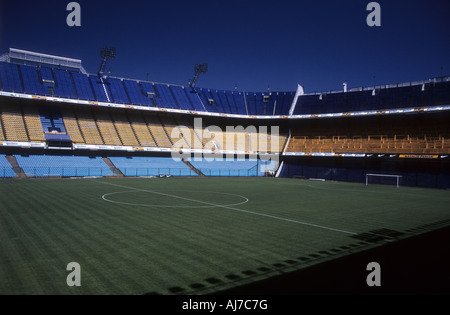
0, 48, 87, 74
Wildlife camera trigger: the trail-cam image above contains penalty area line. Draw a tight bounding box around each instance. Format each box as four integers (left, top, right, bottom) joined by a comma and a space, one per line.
93, 179, 357, 236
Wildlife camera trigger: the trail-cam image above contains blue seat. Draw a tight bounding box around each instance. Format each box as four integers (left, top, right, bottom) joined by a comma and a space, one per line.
53, 69, 78, 99
233, 92, 248, 115
71, 72, 96, 100
153, 83, 177, 109
108, 156, 195, 177
170, 85, 193, 110
20, 64, 48, 95
106, 77, 130, 104
190, 158, 269, 177
0, 155, 17, 178
89, 76, 108, 102
123, 79, 152, 106
14, 154, 113, 177
0, 62, 23, 93
185, 87, 207, 112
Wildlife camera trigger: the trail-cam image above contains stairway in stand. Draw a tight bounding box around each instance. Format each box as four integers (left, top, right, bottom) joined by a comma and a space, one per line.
102, 157, 125, 177
181, 158, 205, 177
5, 155, 27, 178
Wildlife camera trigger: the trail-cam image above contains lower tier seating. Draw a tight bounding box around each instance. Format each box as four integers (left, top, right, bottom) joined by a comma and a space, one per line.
0, 154, 16, 177
108, 156, 194, 177
14, 154, 113, 177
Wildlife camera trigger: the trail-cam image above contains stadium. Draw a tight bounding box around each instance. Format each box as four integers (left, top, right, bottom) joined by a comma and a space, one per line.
0, 45, 449, 297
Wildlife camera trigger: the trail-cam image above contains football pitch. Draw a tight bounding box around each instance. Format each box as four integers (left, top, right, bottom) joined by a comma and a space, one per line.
0, 177, 449, 295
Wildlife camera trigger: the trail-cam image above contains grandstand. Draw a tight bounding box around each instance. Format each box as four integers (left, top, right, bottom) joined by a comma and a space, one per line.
1, 47, 449, 187
1, 48, 450, 295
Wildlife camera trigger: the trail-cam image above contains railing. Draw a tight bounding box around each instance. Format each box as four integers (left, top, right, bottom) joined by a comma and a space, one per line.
308, 75, 450, 96
114, 167, 260, 177
286, 137, 450, 154
8, 48, 84, 72
21, 167, 114, 178
0, 167, 261, 178
198, 168, 259, 177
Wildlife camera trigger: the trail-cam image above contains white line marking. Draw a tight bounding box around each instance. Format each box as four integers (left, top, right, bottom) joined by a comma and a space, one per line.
95, 180, 357, 235
102, 190, 249, 208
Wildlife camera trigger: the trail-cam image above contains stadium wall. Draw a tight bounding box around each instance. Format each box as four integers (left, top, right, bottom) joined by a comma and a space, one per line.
278, 156, 450, 189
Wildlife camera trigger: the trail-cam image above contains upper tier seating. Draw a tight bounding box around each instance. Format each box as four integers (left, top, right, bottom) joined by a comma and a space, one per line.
292, 81, 450, 115
0, 61, 294, 116
0, 62, 23, 93
1, 60, 449, 116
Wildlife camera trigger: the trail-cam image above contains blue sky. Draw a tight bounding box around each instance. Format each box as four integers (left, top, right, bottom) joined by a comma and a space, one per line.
0, 0, 449, 93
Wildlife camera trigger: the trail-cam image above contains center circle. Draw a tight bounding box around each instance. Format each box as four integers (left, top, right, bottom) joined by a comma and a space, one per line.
102, 190, 249, 208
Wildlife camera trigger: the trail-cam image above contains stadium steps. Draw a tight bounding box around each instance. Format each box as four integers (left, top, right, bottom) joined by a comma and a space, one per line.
181, 158, 205, 177
0, 111, 6, 140
5, 155, 27, 178
102, 157, 125, 177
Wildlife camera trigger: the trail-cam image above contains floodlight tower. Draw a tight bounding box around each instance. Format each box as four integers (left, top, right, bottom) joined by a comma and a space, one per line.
188, 63, 208, 87
97, 46, 116, 76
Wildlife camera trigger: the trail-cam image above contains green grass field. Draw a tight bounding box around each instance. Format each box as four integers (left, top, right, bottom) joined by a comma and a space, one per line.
0, 177, 449, 295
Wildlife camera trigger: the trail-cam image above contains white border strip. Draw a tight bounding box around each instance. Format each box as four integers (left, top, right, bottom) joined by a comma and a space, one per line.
0, 141, 46, 148
283, 152, 366, 157
1, 91, 448, 120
